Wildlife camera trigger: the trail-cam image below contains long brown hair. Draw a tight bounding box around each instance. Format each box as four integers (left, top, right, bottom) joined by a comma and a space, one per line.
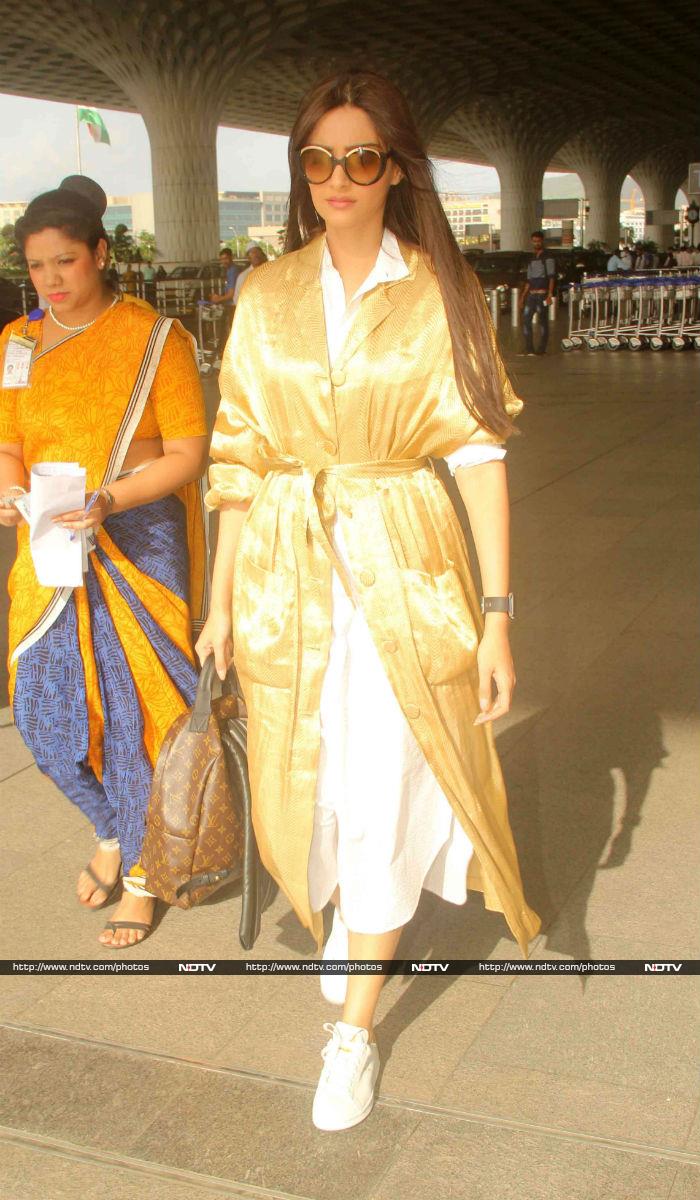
285, 70, 517, 439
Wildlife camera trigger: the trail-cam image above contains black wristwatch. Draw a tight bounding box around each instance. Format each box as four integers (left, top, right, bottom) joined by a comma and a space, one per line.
480, 593, 515, 619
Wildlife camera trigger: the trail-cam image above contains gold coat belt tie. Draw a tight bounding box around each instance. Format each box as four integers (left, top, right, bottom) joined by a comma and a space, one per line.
259, 452, 435, 607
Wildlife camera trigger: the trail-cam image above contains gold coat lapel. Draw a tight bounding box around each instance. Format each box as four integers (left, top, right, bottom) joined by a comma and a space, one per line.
335, 237, 420, 371
335, 288, 396, 371
281, 237, 329, 379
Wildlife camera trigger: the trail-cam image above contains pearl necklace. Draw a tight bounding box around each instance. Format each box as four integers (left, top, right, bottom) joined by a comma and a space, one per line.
48, 294, 118, 332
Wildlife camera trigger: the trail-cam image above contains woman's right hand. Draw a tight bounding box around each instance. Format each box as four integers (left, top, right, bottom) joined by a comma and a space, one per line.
194, 608, 234, 680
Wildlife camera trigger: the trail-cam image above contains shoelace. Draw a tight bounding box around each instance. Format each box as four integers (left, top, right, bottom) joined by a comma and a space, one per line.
320, 1022, 367, 1093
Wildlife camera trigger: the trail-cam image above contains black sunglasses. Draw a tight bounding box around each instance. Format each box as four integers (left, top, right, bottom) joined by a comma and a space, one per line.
298, 144, 393, 186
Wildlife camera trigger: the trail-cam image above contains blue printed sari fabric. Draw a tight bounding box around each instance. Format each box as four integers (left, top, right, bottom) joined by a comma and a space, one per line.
13, 495, 198, 872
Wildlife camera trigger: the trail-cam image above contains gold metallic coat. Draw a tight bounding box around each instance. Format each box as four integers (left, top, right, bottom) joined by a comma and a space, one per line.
205, 235, 541, 957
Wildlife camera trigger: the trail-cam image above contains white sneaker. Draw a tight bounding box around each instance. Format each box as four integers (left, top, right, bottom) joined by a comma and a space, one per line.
312, 1021, 380, 1131
320, 905, 348, 1005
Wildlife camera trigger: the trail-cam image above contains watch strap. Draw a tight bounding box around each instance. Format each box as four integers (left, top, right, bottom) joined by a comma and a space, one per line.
480, 593, 514, 618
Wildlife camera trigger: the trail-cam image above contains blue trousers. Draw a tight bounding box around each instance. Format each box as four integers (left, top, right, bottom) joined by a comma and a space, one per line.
523, 293, 549, 353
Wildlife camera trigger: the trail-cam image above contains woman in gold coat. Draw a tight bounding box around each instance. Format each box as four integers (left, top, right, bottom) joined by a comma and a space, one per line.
197, 70, 541, 1132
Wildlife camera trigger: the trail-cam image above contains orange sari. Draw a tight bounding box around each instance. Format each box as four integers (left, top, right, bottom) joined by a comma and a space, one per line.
0, 296, 208, 873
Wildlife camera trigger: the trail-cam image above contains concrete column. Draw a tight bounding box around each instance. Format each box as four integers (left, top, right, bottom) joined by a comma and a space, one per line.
560, 122, 651, 250
10, 3, 229, 263
631, 142, 700, 249
453, 95, 573, 250
134, 87, 221, 262
31, 3, 304, 263
579, 165, 625, 249
494, 151, 547, 251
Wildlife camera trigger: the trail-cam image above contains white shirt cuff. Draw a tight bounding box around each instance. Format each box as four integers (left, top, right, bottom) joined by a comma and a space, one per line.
443, 444, 506, 474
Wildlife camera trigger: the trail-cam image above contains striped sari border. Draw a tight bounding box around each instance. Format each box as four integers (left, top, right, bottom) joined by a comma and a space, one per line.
102, 316, 173, 486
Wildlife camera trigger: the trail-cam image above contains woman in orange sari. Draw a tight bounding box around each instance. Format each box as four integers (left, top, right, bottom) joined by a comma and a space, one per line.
0, 177, 208, 947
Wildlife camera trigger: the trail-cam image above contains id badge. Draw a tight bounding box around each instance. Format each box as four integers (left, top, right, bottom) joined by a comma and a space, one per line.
2, 332, 36, 389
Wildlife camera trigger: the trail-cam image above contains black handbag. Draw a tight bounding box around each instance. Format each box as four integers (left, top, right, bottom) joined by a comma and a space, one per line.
142, 656, 277, 950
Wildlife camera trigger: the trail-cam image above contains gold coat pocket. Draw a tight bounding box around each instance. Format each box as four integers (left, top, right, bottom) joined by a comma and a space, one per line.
401, 562, 478, 684
233, 555, 296, 688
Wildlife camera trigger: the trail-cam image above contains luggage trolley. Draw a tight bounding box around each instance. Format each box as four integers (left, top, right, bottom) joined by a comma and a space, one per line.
561, 270, 700, 353
561, 282, 596, 350
586, 279, 620, 349
562, 276, 619, 350
669, 274, 700, 350
195, 300, 225, 375
605, 279, 640, 350
627, 276, 663, 351
647, 276, 681, 351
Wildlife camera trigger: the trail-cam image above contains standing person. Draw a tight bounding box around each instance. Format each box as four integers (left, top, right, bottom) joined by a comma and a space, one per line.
232, 243, 269, 306
196, 69, 541, 1133
519, 230, 555, 355
122, 261, 138, 295
210, 247, 239, 365
141, 259, 156, 306
0, 177, 209, 948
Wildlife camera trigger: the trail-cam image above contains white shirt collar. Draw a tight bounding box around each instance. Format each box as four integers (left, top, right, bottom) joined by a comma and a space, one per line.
320, 227, 409, 307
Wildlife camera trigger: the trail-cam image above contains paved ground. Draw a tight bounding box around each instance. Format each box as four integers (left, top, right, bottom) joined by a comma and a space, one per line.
0, 317, 698, 1198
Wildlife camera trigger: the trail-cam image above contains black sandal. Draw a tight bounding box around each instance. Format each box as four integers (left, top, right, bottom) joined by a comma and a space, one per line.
79, 863, 122, 909
101, 919, 152, 948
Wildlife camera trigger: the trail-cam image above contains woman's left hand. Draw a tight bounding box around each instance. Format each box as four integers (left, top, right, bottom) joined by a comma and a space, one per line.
473, 624, 516, 725
53, 492, 112, 532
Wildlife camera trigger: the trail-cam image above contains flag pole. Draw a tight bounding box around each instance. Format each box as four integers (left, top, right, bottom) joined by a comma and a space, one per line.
75, 109, 83, 175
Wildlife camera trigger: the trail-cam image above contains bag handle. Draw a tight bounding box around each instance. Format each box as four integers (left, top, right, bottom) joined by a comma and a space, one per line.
189, 654, 243, 733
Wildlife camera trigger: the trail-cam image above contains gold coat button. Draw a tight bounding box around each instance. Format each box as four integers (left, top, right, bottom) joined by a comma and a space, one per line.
330, 369, 346, 387
359, 569, 375, 586
322, 439, 337, 454
405, 703, 421, 719
384, 639, 398, 653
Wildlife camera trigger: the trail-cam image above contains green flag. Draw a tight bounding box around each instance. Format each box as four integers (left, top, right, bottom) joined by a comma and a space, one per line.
77, 107, 111, 145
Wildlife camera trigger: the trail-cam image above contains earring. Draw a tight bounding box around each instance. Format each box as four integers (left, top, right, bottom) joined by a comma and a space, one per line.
98, 260, 106, 268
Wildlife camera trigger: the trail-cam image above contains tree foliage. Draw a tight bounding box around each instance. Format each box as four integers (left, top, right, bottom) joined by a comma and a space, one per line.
111, 224, 137, 264
222, 234, 281, 259
136, 230, 157, 262
0, 224, 23, 273
222, 235, 253, 257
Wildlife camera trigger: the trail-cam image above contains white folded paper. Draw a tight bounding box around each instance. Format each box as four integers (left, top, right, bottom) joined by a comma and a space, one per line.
29, 462, 86, 587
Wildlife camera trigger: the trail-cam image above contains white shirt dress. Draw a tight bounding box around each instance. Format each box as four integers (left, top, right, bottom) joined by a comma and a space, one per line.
306, 229, 506, 934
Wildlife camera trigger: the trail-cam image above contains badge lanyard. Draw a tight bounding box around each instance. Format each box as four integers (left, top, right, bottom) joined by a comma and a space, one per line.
1, 308, 43, 389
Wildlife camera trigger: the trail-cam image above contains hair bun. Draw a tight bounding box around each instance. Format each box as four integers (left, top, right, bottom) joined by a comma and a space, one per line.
59, 175, 108, 218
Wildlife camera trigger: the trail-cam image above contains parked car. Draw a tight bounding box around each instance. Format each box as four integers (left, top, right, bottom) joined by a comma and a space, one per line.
158, 258, 249, 312
166, 259, 248, 283
461, 248, 486, 268
468, 251, 530, 311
